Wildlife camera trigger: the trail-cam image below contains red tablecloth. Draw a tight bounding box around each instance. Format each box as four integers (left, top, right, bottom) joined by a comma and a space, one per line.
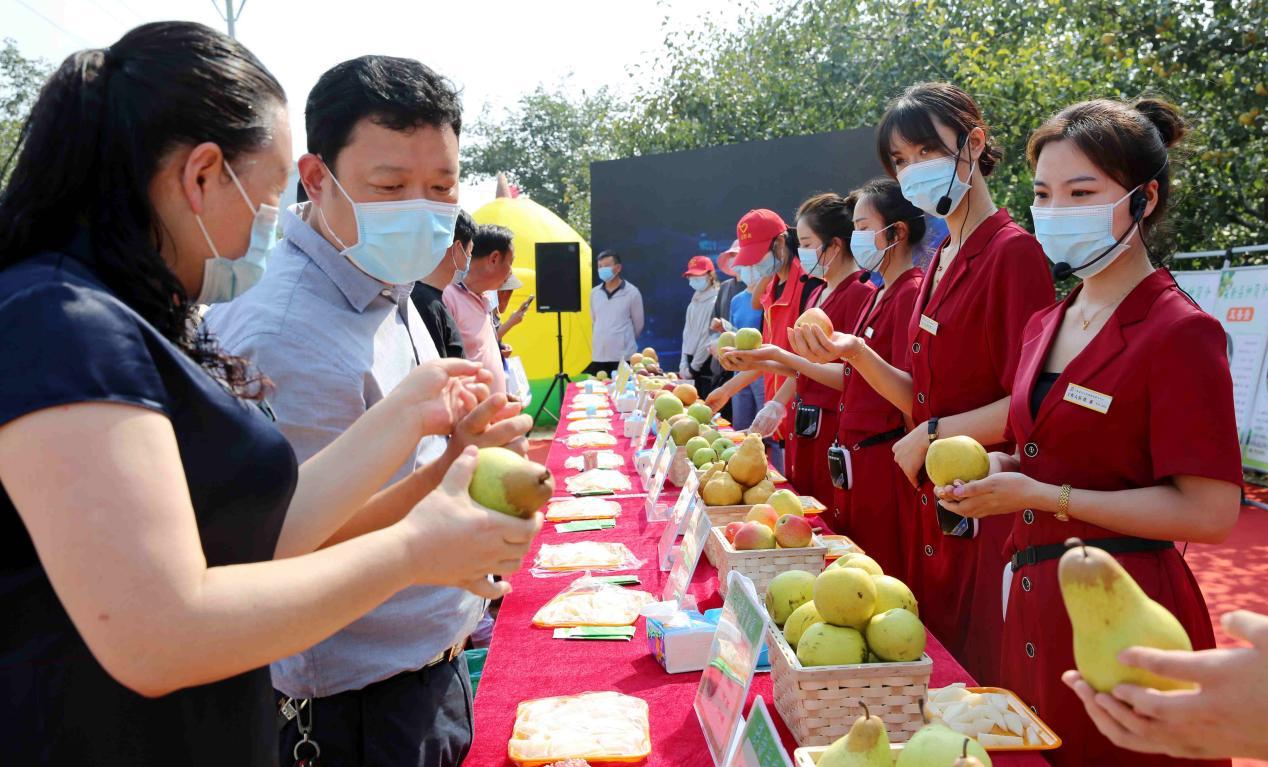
468, 383, 1048, 766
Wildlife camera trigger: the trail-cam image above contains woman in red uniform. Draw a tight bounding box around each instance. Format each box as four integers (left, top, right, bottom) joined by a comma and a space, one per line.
935, 98, 1240, 767
706, 209, 822, 473
793, 83, 1054, 682
788, 178, 924, 579
721, 193, 874, 513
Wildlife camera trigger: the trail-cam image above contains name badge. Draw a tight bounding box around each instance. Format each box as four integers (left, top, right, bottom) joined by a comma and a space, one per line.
1063, 383, 1112, 414
919, 314, 939, 336
864, 326, 875, 339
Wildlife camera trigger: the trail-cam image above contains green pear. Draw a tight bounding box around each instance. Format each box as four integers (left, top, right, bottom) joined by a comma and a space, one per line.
1059, 537, 1195, 693
736, 327, 762, 350
818, 701, 891, 767
653, 393, 685, 420
721, 446, 738, 462
764, 570, 815, 626
468, 447, 554, 518
670, 418, 700, 446
700, 428, 722, 445
711, 438, 733, 455
871, 575, 919, 616
830, 552, 884, 576
896, 711, 991, 767
783, 601, 824, 649
692, 447, 718, 468
718, 330, 736, 349
865, 608, 926, 662
796, 623, 866, 666
684, 436, 711, 457
814, 566, 877, 628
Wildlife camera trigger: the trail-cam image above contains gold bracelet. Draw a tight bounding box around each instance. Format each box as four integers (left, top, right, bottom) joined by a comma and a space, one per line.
1055, 484, 1072, 522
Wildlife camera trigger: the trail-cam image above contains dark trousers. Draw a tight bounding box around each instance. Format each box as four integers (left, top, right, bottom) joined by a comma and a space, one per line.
278, 655, 473, 767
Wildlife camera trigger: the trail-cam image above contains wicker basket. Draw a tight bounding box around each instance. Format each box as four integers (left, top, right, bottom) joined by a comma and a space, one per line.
709, 526, 827, 598
701, 503, 753, 566
767, 623, 931, 747
793, 745, 903, 766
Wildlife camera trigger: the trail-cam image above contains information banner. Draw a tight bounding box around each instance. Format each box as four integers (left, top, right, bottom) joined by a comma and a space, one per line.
726, 696, 794, 767
659, 472, 701, 571
1214, 267, 1268, 453
695, 571, 767, 766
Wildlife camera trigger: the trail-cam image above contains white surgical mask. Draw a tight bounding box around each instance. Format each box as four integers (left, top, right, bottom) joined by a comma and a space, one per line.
898, 154, 973, 219
318, 164, 459, 285
751, 253, 777, 280
1031, 187, 1141, 280
194, 162, 278, 304
797, 247, 821, 275
688, 276, 710, 291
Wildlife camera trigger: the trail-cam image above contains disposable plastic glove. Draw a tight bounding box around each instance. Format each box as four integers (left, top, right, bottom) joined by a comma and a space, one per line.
749, 400, 786, 438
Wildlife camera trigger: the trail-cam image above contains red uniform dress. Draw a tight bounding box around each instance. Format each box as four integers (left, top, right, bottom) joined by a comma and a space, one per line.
906, 209, 1054, 683
760, 260, 819, 446
789, 276, 876, 507
831, 268, 923, 581
1001, 269, 1240, 767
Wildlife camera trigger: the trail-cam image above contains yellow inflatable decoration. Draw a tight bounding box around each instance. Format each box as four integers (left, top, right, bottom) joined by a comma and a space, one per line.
472, 186, 593, 413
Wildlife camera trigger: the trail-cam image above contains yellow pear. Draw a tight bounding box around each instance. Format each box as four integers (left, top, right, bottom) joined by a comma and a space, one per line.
796, 623, 866, 666
727, 435, 768, 487
924, 435, 990, 487
814, 566, 877, 629
1059, 538, 1196, 693
817, 701, 891, 767
742, 479, 776, 505
765, 570, 816, 626
783, 601, 825, 649
701, 473, 743, 506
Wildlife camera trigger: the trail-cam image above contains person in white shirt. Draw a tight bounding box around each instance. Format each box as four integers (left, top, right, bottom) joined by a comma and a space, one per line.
584, 250, 644, 375
679, 255, 721, 395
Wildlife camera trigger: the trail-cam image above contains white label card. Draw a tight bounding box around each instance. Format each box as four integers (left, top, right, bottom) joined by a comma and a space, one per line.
725, 696, 793, 767
658, 472, 701, 571
1063, 382, 1113, 414
663, 494, 709, 605
919, 313, 939, 336
644, 437, 675, 521
695, 571, 767, 766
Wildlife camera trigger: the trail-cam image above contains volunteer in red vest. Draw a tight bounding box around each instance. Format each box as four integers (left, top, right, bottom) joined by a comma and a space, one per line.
935, 98, 1240, 767
790, 83, 1054, 681
791, 178, 924, 578
706, 209, 820, 472
721, 193, 873, 516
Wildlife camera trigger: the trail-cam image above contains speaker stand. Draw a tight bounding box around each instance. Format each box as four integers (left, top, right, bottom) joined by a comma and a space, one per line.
532, 312, 571, 428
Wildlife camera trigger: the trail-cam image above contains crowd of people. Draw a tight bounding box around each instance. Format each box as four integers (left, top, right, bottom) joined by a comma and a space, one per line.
0, 17, 1266, 767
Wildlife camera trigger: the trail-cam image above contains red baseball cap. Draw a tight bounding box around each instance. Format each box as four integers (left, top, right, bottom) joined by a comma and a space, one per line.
683, 255, 716, 277
733, 209, 787, 266
717, 240, 741, 277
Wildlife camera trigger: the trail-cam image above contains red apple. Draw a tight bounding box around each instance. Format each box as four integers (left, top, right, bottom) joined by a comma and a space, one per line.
724, 521, 744, 543
733, 521, 776, 551
774, 514, 813, 549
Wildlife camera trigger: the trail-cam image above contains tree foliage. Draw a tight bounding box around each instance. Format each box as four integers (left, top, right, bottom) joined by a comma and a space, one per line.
463, 0, 1267, 255
0, 38, 51, 186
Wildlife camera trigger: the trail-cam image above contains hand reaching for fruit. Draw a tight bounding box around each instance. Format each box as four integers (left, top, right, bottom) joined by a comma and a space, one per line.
1063, 609, 1268, 761
787, 324, 863, 364
398, 446, 543, 599
390, 358, 494, 438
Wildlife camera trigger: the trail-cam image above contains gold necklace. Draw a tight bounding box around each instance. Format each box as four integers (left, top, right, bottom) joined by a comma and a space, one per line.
1077, 289, 1133, 331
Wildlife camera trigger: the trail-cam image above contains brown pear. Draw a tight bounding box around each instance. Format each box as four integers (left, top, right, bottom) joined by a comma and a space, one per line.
468, 447, 554, 518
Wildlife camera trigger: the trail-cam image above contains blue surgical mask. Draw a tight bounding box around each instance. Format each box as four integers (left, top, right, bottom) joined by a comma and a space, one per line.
751, 253, 777, 280
735, 265, 752, 285
318, 164, 459, 285
1031, 188, 1139, 280
688, 276, 709, 291
597, 266, 616, 282
849, 225, 898, 272
797, 247, 821, 275
898, 155, 973, 219
194, 162, 277, 304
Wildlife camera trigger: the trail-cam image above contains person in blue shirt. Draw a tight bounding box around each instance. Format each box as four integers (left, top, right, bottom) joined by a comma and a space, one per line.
0, 24, 538, 767
709, 246, 766, 428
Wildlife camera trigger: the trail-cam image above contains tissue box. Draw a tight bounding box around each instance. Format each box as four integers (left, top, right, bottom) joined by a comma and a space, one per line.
646, 609, 770, 674
646, 610, 716, 674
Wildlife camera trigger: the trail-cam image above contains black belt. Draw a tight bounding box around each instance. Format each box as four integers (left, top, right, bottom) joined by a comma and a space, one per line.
853, 426, 907, 450
1010, 537, 1175, 571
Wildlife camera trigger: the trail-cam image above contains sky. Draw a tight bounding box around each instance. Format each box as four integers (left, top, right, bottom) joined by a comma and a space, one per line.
4, 0, 770, 208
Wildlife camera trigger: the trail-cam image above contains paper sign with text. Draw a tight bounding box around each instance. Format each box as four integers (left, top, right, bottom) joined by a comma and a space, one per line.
695, 571, 767, 766
726, 696, 793, 767
659, 472, 700, 571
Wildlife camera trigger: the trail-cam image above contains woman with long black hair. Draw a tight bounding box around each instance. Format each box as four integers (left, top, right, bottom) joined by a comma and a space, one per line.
0, 23, 537, 765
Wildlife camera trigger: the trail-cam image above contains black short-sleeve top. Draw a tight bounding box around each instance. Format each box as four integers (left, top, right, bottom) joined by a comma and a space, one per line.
0, 241, 297, 766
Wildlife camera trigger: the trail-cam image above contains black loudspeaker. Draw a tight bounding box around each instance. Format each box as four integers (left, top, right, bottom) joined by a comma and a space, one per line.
535, 242, 582, 313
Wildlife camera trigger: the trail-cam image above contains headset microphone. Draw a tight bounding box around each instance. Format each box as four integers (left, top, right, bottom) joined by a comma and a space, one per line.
935, 134, 970, 216
1051, 188, 1149, 280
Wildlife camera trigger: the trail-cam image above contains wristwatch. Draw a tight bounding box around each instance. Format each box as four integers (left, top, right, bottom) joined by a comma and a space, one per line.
927, 417, 940, 443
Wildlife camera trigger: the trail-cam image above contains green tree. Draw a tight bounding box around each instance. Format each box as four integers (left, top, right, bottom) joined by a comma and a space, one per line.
462, 83, 624, 241
463, 0, 1267, 254
1, 39, 51, 185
